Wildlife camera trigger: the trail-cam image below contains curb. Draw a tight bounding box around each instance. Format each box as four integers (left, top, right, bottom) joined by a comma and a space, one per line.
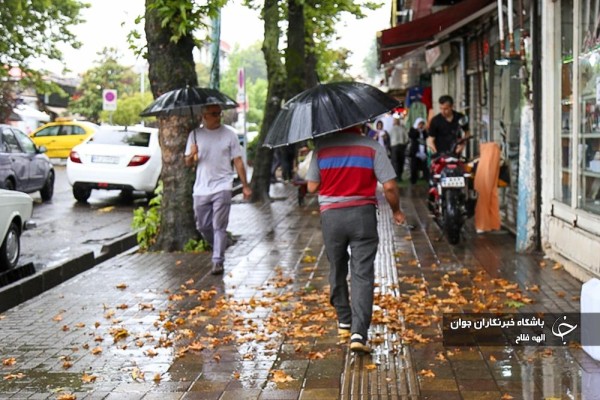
0, 232, 138, 313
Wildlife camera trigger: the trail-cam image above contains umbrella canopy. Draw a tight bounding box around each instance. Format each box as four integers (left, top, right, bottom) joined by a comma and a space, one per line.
263, 82, 400, 148
140, 86, 238, 117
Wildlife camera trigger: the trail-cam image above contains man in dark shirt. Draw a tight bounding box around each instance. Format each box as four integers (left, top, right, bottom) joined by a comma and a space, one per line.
426, 95, 469, 155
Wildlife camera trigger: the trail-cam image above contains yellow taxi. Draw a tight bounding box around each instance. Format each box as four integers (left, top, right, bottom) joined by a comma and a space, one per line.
29, 119, 100, 158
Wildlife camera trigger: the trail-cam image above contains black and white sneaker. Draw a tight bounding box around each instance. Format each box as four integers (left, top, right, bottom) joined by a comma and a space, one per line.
338, 322, 351, 338
350, 333, 371, 353
211, 262, 224, 275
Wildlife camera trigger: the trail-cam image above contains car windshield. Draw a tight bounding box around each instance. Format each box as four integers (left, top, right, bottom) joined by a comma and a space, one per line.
89, 130, 151, 147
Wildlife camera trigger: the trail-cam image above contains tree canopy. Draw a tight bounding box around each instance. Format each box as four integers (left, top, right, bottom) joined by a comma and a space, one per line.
0, 0, 86, 82
0, 0, 87, 121
69, 48, 138, 123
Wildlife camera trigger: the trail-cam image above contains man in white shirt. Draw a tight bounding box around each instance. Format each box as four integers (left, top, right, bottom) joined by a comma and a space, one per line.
184, 104, 252, 275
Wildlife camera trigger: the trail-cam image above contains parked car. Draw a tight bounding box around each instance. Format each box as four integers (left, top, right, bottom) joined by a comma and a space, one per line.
29, 119, 100, 158
66, 125, 161, 203
0, 189, 35, 270
0, 124, 55, 201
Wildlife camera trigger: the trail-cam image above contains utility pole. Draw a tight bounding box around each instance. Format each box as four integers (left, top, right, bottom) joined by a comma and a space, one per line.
210, 10, 221, 90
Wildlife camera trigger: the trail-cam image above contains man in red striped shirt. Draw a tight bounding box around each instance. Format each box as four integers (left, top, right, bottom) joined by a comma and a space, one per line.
306, 125, 406, 353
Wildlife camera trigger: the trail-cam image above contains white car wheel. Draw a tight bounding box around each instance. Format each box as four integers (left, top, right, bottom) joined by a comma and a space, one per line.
0, 221, 20, 270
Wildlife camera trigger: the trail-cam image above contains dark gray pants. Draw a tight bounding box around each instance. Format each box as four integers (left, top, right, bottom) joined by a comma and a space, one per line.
321, 205, 379, 339
193, 190, 232, 264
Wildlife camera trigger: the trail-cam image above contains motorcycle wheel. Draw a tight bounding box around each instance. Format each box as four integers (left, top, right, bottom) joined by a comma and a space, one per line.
444, 190, 463, 245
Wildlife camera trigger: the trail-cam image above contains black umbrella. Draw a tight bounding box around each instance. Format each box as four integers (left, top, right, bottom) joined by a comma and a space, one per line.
263, 82, 400, 148
139, 86, 238, 117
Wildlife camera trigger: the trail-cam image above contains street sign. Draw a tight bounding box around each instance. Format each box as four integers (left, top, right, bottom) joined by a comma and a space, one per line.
102, 89, 117, 111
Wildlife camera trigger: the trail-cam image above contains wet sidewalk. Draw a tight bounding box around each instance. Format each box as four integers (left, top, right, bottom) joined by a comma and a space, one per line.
0, 183, 598, 400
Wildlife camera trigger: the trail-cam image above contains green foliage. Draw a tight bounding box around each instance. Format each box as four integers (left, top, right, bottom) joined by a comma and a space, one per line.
69, 48, 139, 122
147, 0, 229, 43
183, 238, 211, 252
132, 181, 163, 250
196, 63, 211, 87
99, 92, 155, 126
246, 134, 260, 166
220, 42, 268, 130
0, 0, 86, 80
317, 48, 354, 82
505, 300, 526, 309
363, 39, 380, 79
304, 0, 382, 82
0, 0, 85, 115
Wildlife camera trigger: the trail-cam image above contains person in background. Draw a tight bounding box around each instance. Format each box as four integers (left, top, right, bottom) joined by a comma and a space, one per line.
373, 120, 388, 149
184, 104, 252, 275
306, 125, 406, 354
408, 117, 429, 184
389, 116, 408, 181
279, 144, 296, 182
426, 95, 469, 155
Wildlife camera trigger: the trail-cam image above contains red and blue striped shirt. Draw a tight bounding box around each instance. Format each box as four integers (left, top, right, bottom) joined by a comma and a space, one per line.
306, 129, 396, 212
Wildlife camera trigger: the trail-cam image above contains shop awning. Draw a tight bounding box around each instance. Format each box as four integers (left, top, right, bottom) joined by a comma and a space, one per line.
379, 0, 495, 65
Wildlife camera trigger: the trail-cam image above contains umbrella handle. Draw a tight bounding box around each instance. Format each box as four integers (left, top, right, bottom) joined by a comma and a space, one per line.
190, 106, 198, 146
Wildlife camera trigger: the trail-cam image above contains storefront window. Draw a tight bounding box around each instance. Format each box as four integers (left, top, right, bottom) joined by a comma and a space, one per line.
578, 0, 600, 213
558, 0, 574, 204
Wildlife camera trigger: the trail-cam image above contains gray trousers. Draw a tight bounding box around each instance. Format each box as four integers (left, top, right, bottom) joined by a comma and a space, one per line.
193, 190, 232, 264
321, 205, 379, 339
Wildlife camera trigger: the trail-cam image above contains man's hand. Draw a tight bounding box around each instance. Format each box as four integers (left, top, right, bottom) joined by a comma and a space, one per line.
185, 144, 198, 167
382, 179, 406, 225
392, 209, 406, 225
242, 185, 252, 200
426, 136, 437, 154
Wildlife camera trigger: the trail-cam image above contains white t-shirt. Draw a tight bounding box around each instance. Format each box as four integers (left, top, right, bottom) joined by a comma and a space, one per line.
185, 124, 242, 196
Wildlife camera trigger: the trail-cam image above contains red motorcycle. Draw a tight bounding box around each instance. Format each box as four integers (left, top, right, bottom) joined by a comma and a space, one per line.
427, 125, 476, 245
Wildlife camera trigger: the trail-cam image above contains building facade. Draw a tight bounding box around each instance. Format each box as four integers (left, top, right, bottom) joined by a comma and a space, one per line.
541, 0, 600, 280
378, 0, 600, 279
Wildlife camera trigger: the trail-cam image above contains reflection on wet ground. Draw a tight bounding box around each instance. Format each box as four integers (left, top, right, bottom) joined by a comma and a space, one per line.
0, 183, 598, 399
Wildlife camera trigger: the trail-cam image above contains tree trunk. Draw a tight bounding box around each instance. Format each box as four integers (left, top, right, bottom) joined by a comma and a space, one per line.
250, 0, 286, 203
286, 0, 306, 99
145, 0, 199, 251
305, 37, 319, 88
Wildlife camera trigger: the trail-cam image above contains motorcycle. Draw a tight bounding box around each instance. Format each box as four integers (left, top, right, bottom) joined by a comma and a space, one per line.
427, 118, 477, 245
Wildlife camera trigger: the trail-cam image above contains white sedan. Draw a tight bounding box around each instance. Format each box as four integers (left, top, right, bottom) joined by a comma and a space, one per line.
0, 189, 34, 270
66, 125, 161, 203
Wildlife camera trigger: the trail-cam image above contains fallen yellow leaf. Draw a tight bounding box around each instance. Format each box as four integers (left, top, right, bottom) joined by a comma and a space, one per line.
3, 372, 25, 380
82, 373, 97, 383
418, 369, 435, 378
56, 394, 77, 400
271, 370, 295, 383
131, 367, 145, 381
115, 283, 128, 289
2, 357, 16, 366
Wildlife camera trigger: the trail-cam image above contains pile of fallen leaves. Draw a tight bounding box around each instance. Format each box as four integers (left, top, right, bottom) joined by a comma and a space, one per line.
0, 246, 564, 398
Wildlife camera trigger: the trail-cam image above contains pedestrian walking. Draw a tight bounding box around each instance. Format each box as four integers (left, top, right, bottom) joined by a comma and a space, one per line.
306, 125, 406, 353
184, 104, 252, 275
408, 117, 429, 184
389, 116, 408, 181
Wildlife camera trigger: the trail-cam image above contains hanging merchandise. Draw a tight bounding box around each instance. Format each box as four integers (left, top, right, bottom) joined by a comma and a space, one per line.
405, 99, 428, 130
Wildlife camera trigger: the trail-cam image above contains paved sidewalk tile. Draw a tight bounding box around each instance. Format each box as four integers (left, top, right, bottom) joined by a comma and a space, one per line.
0, 183, 599, 400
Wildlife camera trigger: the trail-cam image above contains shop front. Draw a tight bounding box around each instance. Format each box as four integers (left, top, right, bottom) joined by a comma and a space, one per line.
542, 0, 600, 279
380, 0, 535, 238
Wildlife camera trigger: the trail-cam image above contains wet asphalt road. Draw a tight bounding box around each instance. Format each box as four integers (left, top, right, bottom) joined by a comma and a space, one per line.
19, 164, 145, 270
